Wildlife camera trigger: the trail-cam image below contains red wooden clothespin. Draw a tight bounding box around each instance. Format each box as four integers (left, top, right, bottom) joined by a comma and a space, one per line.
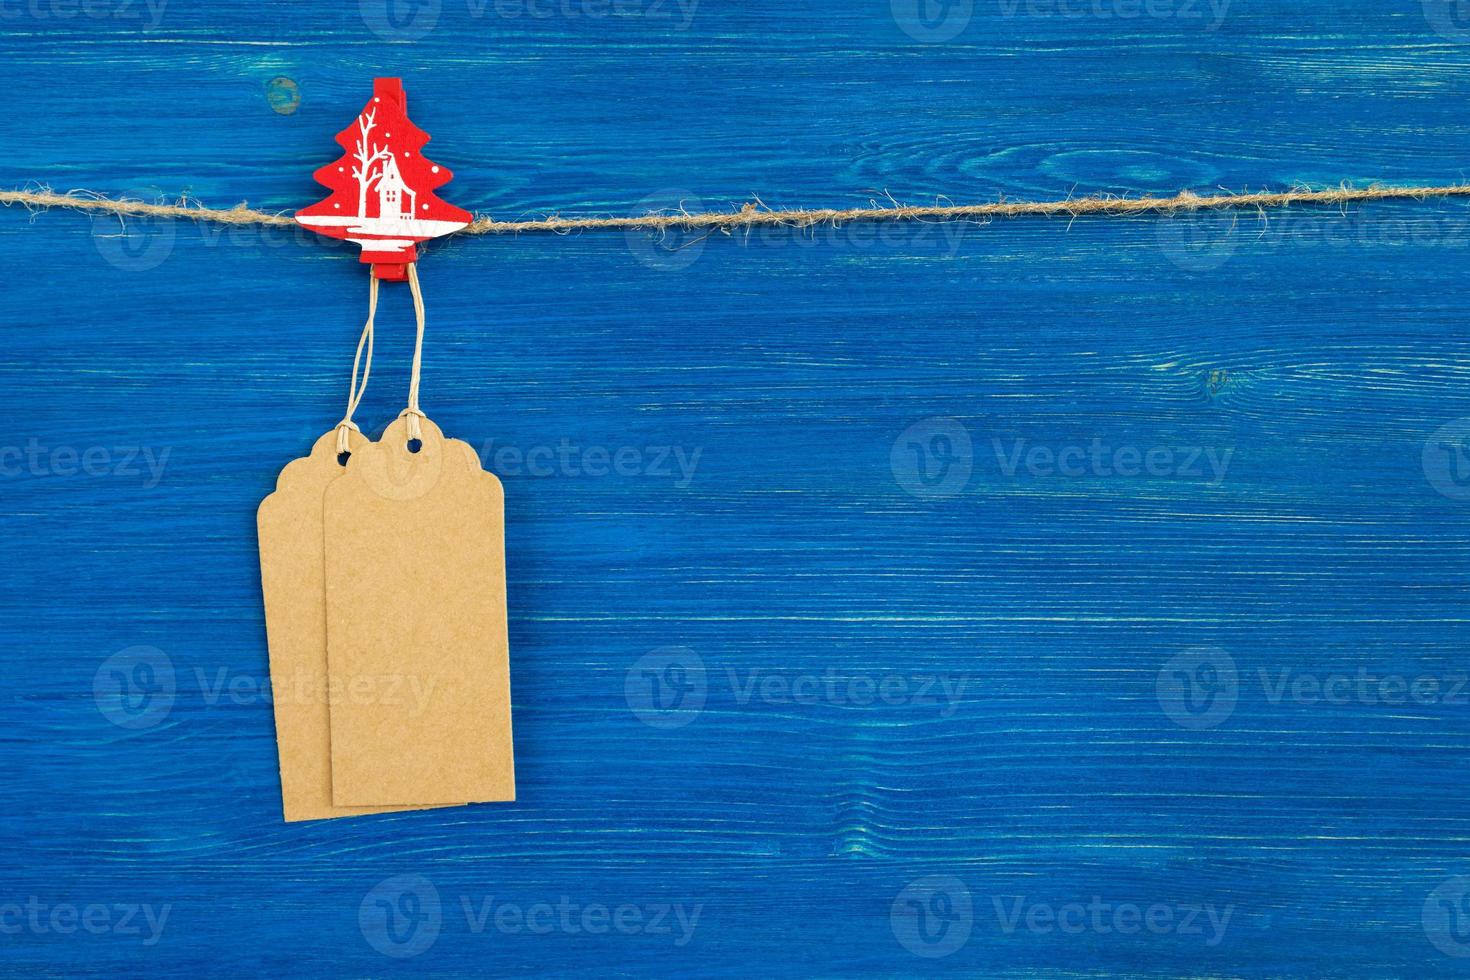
296, 78, 472, 281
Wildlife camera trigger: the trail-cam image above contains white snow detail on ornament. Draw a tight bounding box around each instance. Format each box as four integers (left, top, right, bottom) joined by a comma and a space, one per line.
297, 216, 468, 236
346, 237, 419, 251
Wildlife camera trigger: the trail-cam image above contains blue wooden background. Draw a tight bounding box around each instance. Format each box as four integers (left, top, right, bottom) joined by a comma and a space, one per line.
6, 1, 1470, 975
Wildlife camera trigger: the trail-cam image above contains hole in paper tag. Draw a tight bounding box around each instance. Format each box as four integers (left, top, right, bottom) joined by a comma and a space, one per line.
349, 417, 448, 502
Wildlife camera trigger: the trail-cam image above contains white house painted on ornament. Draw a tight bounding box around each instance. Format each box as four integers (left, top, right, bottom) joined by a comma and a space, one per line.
374, 153, 417, 220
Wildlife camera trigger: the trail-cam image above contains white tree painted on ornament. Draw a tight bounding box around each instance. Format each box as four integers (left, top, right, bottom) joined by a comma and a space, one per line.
352, 107, 394, 220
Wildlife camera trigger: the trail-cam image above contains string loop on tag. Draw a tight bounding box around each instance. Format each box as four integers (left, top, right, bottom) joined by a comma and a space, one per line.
398, 263, 427, 444
335, 275, 379, 457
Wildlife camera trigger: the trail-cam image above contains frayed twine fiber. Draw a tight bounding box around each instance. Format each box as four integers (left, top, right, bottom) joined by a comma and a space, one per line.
5, 183, 1470, 235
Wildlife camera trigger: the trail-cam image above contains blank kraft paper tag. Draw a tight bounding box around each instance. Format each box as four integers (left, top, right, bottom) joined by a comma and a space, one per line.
257, 429, 460, 822
323, 416, 515, 806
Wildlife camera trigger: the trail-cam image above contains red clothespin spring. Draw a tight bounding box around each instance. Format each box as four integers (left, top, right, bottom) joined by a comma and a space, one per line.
295, 77, 472, 282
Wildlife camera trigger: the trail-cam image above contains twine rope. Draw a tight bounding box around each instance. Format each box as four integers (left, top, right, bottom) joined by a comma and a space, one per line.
22, 180, 1466, 448
331, 268, 427, 450
399, 264, 428, 443
335, 275, 379, 457
7, 183, 1470, 236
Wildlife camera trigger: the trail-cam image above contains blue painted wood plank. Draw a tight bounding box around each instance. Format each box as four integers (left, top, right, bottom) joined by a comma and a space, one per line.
5, 2, 1470, 976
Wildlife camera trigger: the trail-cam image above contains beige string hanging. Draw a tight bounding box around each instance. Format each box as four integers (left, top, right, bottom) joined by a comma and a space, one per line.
331, 265, 427, 450
334, 276, 379, 457
399, 264, 428, 445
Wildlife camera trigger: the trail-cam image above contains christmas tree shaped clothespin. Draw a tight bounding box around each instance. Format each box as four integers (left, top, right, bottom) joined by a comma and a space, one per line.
296, 78, 471, 281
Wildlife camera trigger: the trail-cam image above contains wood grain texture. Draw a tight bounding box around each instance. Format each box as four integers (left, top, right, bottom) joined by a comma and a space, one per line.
5, 1, 1470, 975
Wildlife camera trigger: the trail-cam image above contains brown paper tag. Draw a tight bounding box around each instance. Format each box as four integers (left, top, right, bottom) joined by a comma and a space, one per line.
323, 416, 515, 806
258, 429, 462, 822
